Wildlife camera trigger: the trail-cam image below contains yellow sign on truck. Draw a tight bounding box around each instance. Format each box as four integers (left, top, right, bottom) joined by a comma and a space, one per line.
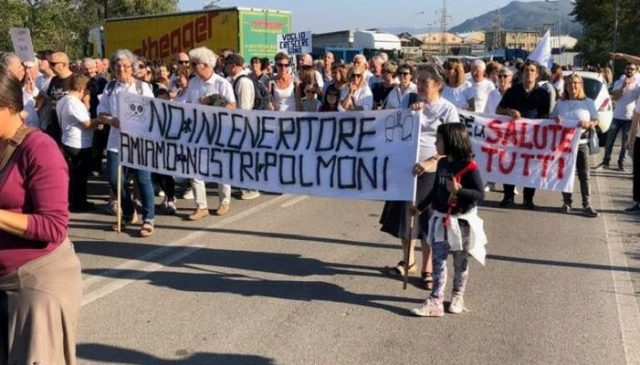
88, 7, 291, 62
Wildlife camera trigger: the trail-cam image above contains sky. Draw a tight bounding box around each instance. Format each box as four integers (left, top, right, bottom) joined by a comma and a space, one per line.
178, 0, 541, 33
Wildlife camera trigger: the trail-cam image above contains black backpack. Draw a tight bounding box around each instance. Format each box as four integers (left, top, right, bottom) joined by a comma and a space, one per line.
233, 75, 271, 110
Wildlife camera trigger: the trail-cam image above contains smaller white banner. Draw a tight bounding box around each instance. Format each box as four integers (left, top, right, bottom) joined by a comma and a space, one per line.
277, 31, 312, 55
459, 111, 580, 193
9, 28, 36, 63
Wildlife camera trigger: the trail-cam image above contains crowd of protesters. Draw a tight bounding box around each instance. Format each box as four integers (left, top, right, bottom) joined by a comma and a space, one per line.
2, 44, 640, 362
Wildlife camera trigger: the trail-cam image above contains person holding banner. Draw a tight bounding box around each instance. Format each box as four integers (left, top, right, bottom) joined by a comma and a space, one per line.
0, 65, 82, 365
380, 63, 460, 289
496, 60, 551, 209
186, 47, 237, 219
97, 49, 157, 236
410, 123, 485, 317
551, 74, 599, 217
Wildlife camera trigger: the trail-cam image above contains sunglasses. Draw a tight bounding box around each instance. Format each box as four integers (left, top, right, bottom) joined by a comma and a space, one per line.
49, 61, 63, 67
398, 71, 411, 76
351, 74, 363, 78
178, 60, 189, 65
276, 63, 289, 68
498, 74, 510, 78
191, 62, 200, 67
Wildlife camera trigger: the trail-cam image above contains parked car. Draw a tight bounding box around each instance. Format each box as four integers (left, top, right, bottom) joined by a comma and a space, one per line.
563, 71, 613, 142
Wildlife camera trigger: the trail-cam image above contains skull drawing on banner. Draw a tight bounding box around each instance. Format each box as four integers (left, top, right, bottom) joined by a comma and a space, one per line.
124, 97, 147, 122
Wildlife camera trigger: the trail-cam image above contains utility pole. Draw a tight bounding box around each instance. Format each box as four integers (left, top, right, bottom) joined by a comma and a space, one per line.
439, 0, 451, 55
490, 7, 502, 52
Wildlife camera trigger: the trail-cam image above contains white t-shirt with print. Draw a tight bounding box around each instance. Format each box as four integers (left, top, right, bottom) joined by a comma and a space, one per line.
56, 94, 94, 149
97, 80, 155, 153
419, 97, 461, 161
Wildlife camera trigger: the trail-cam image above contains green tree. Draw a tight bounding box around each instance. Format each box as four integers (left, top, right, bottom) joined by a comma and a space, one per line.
0, 0, 177, 60
572, 0, 640, 67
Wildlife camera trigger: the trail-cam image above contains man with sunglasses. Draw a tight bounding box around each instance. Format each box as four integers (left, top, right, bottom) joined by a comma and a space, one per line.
43, 52, 74, 144
600, 63, 640, 171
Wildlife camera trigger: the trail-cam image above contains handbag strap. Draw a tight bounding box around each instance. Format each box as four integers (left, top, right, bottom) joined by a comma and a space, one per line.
0, 126, 36, 174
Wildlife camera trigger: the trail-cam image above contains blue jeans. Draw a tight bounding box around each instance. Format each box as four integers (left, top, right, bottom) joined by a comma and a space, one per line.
603, 118, 631, 165
107, 151, 155, 223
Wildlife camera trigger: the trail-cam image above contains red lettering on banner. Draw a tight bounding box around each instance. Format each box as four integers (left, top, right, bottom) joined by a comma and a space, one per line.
481, 145, 498, 172
557, 156, 565, 179
518, 122, 533, 149
547, 124, 563, 152
503, 121, 518, 146
498, 151, 516, 174
521, 153, 535, 176
170, 28, 181, 55
536, 154, 555, 178
486, 120, 501, 143
182, 21, 194, 50
532, 125, 547, 149
558, 127, 576, 153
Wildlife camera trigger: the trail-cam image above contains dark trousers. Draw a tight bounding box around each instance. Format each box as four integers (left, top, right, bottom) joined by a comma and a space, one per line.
634, 137, 640, 203
503, 185, 536, 202
603, 118, 631, 165
562, 144, 591, 207
91, 125, 110, 174
62, 145, 92, 208
154, 174, 176, 200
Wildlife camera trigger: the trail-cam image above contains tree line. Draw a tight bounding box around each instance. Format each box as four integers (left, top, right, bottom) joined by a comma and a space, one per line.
0, 0, 177, 59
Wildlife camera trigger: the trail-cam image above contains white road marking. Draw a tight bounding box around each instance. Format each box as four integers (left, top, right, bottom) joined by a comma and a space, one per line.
81, 194, 293, 306
594, 172, 640, 364
279, 195, 308, 208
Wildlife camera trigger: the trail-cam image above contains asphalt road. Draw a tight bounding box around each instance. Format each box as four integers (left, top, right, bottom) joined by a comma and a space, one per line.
71, 154, 640, 365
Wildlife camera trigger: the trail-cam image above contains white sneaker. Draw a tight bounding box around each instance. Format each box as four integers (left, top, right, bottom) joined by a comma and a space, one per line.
240, 191, 261, 200
411, 297, 444, 317
514, 187, 519, 195
166, 200, 177, 215
449, 294, 464, 314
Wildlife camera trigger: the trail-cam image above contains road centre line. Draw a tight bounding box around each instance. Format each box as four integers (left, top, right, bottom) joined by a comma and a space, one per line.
595, 172, 640, 364
81, 194, 294, 306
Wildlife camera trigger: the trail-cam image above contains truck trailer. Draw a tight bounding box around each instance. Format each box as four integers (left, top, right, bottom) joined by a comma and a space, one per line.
86, 7, 292, 63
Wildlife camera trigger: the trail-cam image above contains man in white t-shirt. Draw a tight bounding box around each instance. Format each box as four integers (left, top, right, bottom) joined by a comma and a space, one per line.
464, 60, 495, 112
186, 47, 237, 220
56, 73, 97, 212
601, 63, 640, 170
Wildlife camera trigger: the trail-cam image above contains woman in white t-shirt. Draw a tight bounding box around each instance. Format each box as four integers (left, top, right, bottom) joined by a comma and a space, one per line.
55, 73, 98, 212
551, 73, 600, 217
338, 67, 373, 111
380, 62, 460, 290
442, 59, 471, 109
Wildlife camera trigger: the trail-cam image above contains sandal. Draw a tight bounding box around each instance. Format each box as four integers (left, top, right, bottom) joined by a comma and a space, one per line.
421, 272, 433, 290
139, 222, 154, 237
385, 261, 418, 277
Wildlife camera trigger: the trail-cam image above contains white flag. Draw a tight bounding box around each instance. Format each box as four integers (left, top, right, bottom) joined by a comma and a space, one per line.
528, 30, 552, 70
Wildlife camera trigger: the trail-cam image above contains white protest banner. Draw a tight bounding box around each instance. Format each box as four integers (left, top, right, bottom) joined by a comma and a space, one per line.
277, 31, 312, 54
117, 93, 420, 201
9, 28, 36, 63
459, 111, 580, 193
